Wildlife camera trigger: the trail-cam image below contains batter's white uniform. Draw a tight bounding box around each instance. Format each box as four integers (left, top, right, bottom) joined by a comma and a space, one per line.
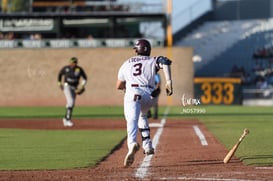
118, 55, 159, 151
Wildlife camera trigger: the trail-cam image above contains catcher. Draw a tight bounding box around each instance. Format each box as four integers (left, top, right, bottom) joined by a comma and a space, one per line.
58, 57, 87, 127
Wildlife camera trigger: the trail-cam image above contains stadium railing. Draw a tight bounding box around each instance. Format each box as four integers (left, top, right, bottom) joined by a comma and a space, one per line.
0, 38, 164, 48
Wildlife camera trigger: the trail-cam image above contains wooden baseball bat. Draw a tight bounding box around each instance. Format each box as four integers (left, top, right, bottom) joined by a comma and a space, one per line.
223, 128, 249, 164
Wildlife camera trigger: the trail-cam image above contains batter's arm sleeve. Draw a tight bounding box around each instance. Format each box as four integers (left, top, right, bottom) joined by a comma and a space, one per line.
157, 56, 173, 96
162, 64, 172, 82
163, 65, 173, 96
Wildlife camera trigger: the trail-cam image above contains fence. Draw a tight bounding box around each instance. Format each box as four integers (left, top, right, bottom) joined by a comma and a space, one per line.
0, 38, 164, 48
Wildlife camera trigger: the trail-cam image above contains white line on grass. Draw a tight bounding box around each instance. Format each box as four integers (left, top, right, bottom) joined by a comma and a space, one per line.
135, 107, 170, 179
193, 125, 208, 146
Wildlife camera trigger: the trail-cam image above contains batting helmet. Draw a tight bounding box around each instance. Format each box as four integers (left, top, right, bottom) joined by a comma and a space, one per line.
133, 39, 151, 56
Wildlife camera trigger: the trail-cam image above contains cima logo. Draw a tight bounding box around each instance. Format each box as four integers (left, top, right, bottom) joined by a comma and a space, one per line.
181, 94, 201, 107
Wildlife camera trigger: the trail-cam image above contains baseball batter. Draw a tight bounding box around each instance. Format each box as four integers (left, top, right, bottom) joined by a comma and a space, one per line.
58, 57, 87, 127
116, 39, 173, 167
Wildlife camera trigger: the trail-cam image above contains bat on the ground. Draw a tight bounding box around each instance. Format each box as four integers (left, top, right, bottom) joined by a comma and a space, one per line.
223, 128, 250, 164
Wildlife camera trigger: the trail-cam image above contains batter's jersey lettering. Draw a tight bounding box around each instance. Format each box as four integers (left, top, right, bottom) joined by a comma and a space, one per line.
118, 55, 160, 94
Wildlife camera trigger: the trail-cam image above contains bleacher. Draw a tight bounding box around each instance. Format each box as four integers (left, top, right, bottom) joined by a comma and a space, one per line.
32, 0, 126, 12
176, 20, 258, 75
176, 18, 273, 104
176, 19, 273, 77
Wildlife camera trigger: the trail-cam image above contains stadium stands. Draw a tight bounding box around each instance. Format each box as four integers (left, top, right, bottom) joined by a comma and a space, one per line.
32, 0, 127, 12
176, 19, 273, 77
176, 18, 273, 101
176, 20, 258, 75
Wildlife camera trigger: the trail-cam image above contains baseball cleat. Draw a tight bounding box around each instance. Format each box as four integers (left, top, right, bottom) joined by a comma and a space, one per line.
144, 147, 155, 155
63, 118, 74, 127
124, 143, 140, 167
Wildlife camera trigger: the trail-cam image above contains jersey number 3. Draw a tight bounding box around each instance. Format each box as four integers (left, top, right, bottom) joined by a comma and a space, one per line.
133, 63, 142, 76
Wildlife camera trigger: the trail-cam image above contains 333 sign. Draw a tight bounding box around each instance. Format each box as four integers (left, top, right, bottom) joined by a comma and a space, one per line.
194, 78, 242, 105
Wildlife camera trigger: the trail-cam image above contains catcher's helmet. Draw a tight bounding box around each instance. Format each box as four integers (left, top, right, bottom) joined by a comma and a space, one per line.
133, 39, 151, 56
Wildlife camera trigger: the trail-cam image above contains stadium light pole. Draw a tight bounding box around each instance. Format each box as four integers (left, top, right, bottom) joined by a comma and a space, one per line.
166, 0, 173, 106
166, 0, 173, 47
2, 0, 7, 13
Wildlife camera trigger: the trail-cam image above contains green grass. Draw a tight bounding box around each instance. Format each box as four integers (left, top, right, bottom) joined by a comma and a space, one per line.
0, 106, 124, 119
0, 106, 126, 170
169, 105, 273, 166
0, 129, 125, 170
0, 105, 272, 170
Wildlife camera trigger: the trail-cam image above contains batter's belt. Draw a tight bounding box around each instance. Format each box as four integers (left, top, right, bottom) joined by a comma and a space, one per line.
131, 84, 153, 89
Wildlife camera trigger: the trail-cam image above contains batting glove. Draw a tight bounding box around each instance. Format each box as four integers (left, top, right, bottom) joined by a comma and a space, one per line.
165, 80, 173, 96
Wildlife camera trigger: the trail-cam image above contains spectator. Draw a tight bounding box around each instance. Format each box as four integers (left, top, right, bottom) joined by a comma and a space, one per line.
255, 76, 268, 97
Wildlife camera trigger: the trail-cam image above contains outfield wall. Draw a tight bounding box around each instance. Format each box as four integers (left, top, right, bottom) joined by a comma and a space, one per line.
0, 47, 193, 106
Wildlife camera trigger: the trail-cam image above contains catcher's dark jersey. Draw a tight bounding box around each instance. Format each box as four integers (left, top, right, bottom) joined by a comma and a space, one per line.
58, 65, 87, 87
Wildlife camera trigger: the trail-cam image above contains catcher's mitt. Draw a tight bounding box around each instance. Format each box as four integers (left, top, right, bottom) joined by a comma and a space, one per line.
75, 87, 85, 95
151, 88, 161, 98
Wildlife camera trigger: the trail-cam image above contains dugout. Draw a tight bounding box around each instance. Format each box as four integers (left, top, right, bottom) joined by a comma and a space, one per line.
0, 1, 167, 40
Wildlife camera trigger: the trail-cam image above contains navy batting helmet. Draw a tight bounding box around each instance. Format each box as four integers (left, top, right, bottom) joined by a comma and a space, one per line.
133, 39, 151, 56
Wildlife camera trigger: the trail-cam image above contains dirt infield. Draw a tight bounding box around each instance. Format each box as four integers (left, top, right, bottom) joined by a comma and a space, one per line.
0, 118, 272, 181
